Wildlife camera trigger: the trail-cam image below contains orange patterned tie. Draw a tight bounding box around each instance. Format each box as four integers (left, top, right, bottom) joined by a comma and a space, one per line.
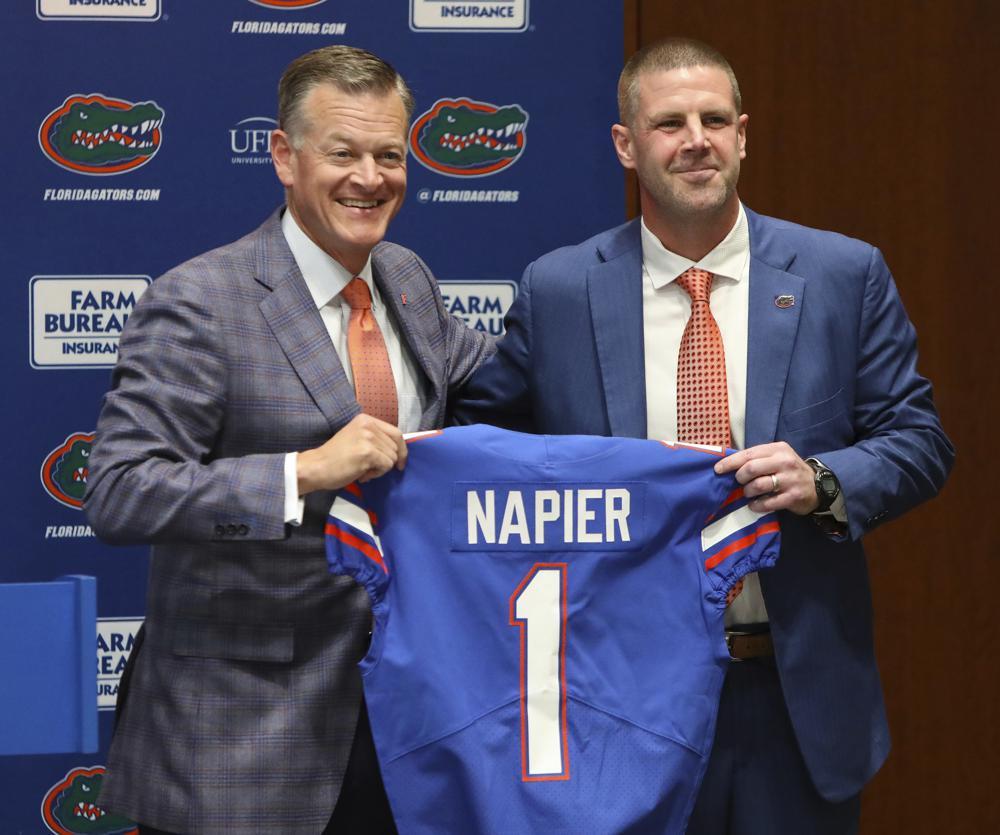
341, 277, 398, 426
676, 268, 742, 604
676, 267, 731, 448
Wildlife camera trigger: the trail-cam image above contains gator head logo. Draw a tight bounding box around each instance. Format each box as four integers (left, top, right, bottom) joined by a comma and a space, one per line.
41, 766, 137, 835
249, 0, 327, 7
39, 94, 164, 175
409, 98, 528, 177
41, 432, 94, 510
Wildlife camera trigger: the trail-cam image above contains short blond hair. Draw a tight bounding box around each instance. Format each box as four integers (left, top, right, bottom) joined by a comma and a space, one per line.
278, 45, 414, 146
618, 37, 742, 126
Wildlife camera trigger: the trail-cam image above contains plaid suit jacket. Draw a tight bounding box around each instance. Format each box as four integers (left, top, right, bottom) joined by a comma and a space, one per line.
85, 209, 493, 833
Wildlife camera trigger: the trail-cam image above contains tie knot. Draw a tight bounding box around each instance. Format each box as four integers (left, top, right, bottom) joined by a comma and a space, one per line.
341, 277, 372, 310
676, 267, 713, 303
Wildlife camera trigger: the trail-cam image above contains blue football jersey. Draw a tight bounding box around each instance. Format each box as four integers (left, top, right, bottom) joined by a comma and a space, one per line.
326, 425, 780, 834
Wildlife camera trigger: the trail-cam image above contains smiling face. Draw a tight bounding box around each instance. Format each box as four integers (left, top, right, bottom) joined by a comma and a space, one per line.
612, 64, 747, 241
272, 83, 408, 274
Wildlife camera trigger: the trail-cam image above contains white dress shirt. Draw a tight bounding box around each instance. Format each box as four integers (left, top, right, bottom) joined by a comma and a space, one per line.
280, 208, 427, 524
641, 206, 751, 449
640, 206, 770, 625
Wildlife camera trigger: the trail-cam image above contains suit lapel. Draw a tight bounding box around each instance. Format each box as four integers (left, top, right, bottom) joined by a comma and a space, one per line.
255, 212, 360, 432
744, 210, 805, 446
371, 245, 441, 408
588, 222, 647, 438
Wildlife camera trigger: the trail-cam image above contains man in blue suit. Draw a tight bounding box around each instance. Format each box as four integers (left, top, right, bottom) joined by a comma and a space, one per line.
454, 37, 953, 832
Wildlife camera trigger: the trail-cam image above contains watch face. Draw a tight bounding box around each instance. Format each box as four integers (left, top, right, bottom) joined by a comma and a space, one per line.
819, 472, 838, 497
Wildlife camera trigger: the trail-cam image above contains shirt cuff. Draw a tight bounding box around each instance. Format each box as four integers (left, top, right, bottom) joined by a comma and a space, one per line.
284, 452, 305, 526
829, 492, 848, 523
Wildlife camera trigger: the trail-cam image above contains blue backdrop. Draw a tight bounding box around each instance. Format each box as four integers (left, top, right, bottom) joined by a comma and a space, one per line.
2, 2, 623, 831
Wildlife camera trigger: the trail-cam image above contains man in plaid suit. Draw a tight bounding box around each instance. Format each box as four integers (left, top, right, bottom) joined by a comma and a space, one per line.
85, 45, 492, 834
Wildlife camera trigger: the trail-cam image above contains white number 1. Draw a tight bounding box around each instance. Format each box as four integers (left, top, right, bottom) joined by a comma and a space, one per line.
509, 563, 570, 781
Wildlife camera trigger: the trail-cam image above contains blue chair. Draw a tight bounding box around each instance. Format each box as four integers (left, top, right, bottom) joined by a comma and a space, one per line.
0, 575, 98, 754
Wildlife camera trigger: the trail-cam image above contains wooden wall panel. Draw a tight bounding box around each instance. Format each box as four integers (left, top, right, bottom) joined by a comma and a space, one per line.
626, 2, 998, 831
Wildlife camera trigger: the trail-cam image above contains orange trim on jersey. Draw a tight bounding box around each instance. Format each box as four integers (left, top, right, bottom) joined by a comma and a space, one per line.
325, 522, 388, 575
656, 439, 730, 459
705, 487, 745, 524
339, 484, 378, 526
720, 487, 744, 510
704, 520, 780, 571
405, 430, 444, 444
675, 442, 727, 457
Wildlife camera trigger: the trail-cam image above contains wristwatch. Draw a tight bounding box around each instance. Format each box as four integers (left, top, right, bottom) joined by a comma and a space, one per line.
805, 458, 840, 513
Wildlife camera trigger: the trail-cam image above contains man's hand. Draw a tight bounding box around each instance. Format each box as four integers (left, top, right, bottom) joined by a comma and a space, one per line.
296, 414, 407, 495
714, 442, 819, 515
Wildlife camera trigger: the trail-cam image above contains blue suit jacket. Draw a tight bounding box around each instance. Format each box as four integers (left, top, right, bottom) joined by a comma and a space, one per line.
454, 207, 954, 801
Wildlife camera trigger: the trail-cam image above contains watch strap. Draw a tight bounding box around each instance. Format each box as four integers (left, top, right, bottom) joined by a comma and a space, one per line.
805, 457, 840, 513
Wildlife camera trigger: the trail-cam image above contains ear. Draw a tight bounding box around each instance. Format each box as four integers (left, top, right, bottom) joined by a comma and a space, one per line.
737, 113, 748, 160
271, 129, 296, 188
611, 123, 636, 171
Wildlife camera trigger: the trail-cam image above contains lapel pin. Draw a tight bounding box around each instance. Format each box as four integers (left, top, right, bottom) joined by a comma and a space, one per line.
401, 293, 407, 305
774, 294, 795, 309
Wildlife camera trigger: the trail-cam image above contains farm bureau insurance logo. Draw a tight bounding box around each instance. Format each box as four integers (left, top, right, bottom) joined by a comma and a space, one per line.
39, 94, 164, 175
410, 0, 527, 31
38, 0, 160, 21
440, 281, 516, 336
31, 276, 150, 369
41, 432, 94, 510
230, 116, 278, 165
410, 98, 527, 177
41, 766, 137, 835
98, 617, 144, 710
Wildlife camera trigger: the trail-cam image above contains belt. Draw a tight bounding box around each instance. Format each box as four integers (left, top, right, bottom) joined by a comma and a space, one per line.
725, 629, 774, 661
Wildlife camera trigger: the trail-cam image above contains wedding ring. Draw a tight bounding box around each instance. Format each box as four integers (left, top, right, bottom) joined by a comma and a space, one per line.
770, 473, 780, 494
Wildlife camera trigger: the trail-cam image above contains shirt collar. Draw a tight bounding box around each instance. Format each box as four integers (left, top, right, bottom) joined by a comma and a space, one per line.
640, 203, 750, 289
280, 207, 375, 310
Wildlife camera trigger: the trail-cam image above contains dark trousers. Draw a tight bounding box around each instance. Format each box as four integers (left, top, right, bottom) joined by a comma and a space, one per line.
137, 700, 396, 835
686, 657, 861, 835
323, 699, 397, 834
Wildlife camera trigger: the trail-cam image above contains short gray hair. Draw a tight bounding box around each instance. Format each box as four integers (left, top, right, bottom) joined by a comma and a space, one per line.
618, 37, 742, 127
278, 45, 414, 146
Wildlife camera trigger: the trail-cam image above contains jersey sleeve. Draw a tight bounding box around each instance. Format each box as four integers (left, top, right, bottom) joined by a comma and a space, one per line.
325, 483, 390, 599
699, 485, 780, 605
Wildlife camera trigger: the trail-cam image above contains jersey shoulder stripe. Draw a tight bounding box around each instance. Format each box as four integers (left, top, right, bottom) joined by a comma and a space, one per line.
327, 491, 387, 575
699, 489, 779, 583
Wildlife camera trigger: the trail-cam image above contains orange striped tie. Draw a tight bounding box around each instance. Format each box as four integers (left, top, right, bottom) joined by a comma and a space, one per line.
676, 268, 742, 604
341, 277, 398, 426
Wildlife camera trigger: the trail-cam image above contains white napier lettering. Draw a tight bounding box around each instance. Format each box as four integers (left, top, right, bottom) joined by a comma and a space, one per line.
605, 488, 631, 542
534, 490, 560, 544
498, 490, 529, 544
467, 489, 495, 544
465, 487, 634, 546
576, 489, 602, 543
563, 489, 574, 542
